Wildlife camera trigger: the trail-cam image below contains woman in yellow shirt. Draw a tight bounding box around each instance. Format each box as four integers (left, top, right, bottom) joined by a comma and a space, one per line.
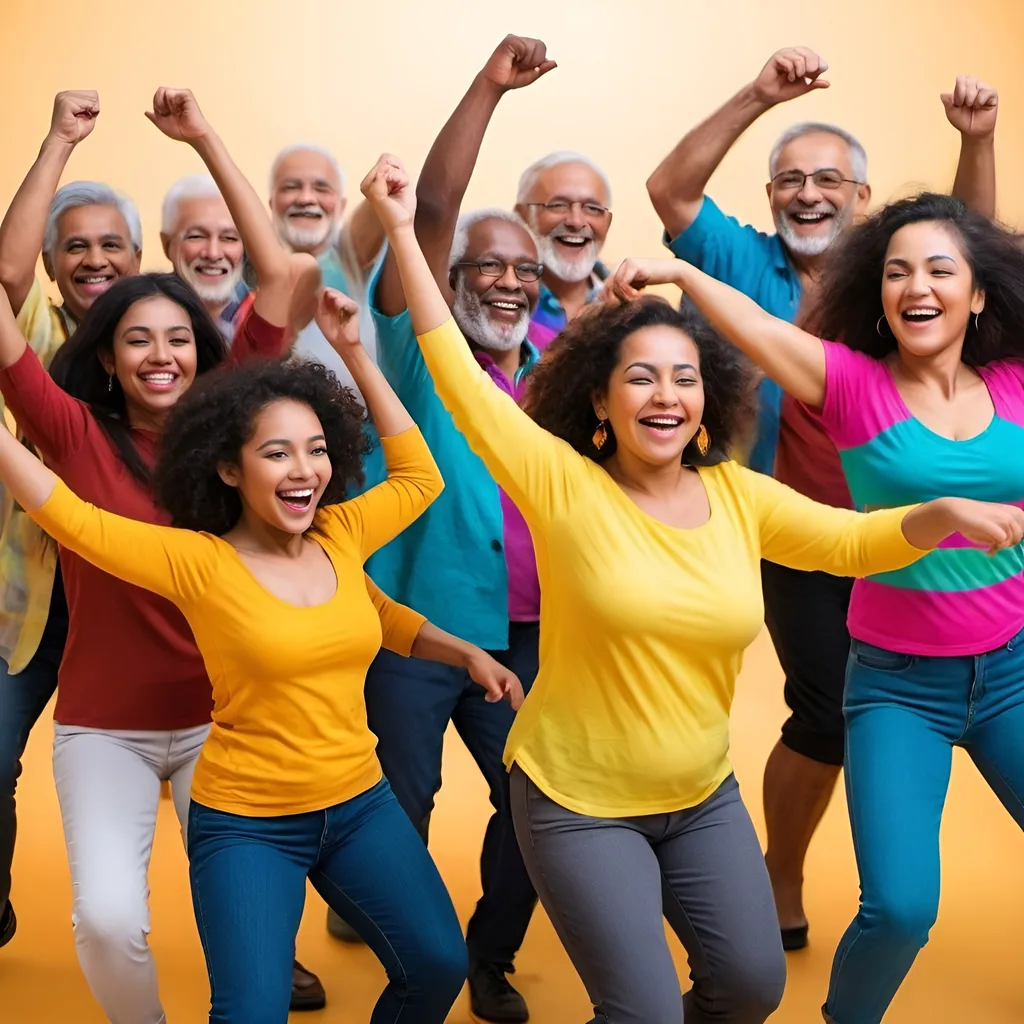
360, 154, 1024, 1024
0, 285, 525, 1024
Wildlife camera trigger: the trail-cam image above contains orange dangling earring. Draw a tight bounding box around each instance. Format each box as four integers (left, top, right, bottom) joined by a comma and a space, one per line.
592, 419, 608, 450
696, 424, 710, 456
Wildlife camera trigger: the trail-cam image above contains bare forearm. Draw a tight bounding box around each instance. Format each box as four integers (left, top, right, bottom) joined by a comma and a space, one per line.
901, 499, 961, 550
0, 284, 29, 369
341, 347, 413, 437
952, 136, 996, 219
410, 621, 475, 668
0, 424, 56, 511
387, 224, 452, 336
0, 138, 74, 315
343, 200, 385, 272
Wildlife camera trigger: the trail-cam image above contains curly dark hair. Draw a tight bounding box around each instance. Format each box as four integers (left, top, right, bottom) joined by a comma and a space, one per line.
49, 273, 229, 485
805, 191, 1024, 364
154, 358, 371, 535
523, 295, 758, 464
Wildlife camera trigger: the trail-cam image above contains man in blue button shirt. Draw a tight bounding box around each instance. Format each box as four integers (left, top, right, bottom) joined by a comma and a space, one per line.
647, 45, 998, 953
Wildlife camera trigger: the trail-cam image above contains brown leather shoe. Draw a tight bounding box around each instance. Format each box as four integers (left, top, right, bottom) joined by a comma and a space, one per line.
291, 960, 326, 1012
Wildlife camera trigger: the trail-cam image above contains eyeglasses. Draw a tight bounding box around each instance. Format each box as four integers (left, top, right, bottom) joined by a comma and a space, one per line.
770, 169, 863, 192
452, 259, 544, 283
525, 200, 611, 219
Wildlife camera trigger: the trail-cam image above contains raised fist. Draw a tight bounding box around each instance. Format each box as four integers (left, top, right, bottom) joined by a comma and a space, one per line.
359, 154, 415, 234
145, 87, 211, 143
48, 91, 100, 146
480, 35, 557, 92
315, 288, 362, 353
752, 47, 830, 107
941, 76, 998, 140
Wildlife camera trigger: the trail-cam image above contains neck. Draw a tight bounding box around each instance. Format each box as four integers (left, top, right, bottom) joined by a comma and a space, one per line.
891, 340, 969, 398
484, 345, 522, 381
602, 448, 686, 498
546, 272, 592, 321
206, 299, 229, 320
224, 506, 307, 556
787, 248, 828, 286
125, 403, 170, 436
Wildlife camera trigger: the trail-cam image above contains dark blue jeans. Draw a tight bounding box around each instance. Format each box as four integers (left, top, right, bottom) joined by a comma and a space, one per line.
188, 778, 467, 1024
0, 571, 67, 908
365, 620, 539, 966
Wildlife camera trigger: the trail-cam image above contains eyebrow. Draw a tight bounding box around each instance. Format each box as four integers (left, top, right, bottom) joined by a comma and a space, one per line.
256, 434, 326, 451
884, 254, 958, 268
63, 233, 126, 247
122, 324, 192, 335
626, 361, 697, 373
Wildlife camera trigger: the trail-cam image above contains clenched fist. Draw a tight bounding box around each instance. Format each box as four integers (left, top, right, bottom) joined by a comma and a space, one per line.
48, 90, 100, 146
941, 75, 998, 140
315, 289, 363, 354
479, 34, 557, 93
145, 87, 211, 143
360, 155, 415, 235
752, 47, 830, 107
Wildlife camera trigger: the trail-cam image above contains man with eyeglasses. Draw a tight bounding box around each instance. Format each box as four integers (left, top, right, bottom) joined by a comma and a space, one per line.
647, 46, 998, 955
343, 36, 556, 1024
514, 152, 613, 348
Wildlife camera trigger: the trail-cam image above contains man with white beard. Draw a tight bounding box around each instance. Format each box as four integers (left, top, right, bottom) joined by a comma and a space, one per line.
646, 45, 998, 958
514, 151, 612, 349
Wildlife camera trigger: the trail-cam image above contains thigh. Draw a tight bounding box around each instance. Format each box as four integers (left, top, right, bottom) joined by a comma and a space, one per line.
762, 562, 851, 766
509, 766, 683, 1024
658, 776, 786, 1023
167, 724, 211, 842
0, 651, 60, 781
453, 682, 517, 811
188, 802, 313, 1024
365, 650, 458, 824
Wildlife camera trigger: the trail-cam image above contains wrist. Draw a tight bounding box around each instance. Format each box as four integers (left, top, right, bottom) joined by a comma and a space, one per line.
471, 71, 507, 104
960, 132, 995, 150
40, 134, 75, 158
739, 81, 776, 116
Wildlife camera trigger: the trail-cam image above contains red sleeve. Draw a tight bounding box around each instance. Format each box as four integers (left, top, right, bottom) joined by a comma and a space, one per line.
228, 295, 290, 365
0, 346, 90, 465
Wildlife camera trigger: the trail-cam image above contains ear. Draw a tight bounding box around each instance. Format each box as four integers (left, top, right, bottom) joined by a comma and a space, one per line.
42, 254, 56, 281
130, 247, 143, 273
160, 233, 172, 260
448, 268, 458, 291
98, 350, 116, 377
513, 202, 529, 223
857, 183, 872, 213
764, 181, 773, 204
591, 389, 607, 422
972, 288, 986, 316
217, 461, 241, 488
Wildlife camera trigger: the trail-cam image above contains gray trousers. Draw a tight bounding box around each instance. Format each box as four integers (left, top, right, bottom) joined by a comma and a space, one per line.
510, 767, 786, 1024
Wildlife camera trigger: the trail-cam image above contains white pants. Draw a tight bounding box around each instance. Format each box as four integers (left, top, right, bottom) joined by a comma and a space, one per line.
53, 723, 210, 1024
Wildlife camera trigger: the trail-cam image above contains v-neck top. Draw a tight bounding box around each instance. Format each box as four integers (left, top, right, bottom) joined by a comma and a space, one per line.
29, 427, 442, 815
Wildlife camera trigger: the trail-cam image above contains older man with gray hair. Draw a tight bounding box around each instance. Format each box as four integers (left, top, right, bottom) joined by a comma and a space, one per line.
647, 46, 999, 954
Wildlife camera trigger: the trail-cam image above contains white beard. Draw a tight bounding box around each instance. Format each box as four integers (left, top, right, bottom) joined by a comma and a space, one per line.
528, 212, 601, 284
453, 279, 529, 352
273, 209, 335, 252
181, 258, 244, 306
774, 201, 850, 257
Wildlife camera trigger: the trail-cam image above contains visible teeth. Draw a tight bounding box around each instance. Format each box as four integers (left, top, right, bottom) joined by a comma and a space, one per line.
792, 213, 828, 223
642, 418, 682, 427
490, 301, 521, 310
279, 489, 314, 498
558, 235, 587, 244
903, 308, 940, 318
141, 373, 175, 382
79, 276, 110, 284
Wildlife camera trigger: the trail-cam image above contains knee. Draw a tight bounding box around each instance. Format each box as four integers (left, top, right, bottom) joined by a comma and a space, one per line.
863, 890, 938, 951
713, 952, 787, 1023
399, 934, 468, 1006
73, 892, 149, 955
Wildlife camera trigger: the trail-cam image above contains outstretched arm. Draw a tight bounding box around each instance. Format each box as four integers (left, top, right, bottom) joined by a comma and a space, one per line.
0, 91, 101, 315
147, 88, 315, 329
942, 75, 998, 219
647, 48, 829, 240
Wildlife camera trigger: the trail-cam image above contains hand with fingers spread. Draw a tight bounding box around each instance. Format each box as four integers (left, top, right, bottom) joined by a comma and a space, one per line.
751, 47, 830, 107
48, 90, 100, 146
479, 34, 557, 93
315, 288, 363, 357
942, 75, 998, 139
360, 154, 416, 235
145, 87, 211, 144
606, 257, 687, 304
466, 649, 526, 710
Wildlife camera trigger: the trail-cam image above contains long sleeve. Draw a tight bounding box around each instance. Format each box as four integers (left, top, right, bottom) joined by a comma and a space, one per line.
363, 573, 425, 657
320, 426, 443, 559
747, 468, 923, 577
416, 317, 586, 523
28, 478, 218, 604
228, 305, 290, 364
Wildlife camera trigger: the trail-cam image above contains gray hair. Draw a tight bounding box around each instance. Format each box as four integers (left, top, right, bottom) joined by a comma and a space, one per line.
769, 122, 868, 183
449, 208, 536, 267
269, 144, 346, 195
43, 181, 142, 260
516, 151, 612, 206
161, 174, 224, 235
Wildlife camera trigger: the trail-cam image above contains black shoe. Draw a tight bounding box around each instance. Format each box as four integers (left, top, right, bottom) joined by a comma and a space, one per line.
468, 960, 529, 1023
781, 924, 809, 951
0, 902, 15, 949
290, 960, 326, 1012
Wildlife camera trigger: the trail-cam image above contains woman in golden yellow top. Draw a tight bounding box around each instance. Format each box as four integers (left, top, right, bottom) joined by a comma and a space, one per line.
359, 154, 1024, 1024
0, 277, 526, 1024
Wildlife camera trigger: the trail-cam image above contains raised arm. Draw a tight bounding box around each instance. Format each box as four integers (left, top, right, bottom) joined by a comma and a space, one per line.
608, 257, 826, 406
647, 48, 829, 240
146, 88, 314, 328
342, 200, 385, 273
0, 91, 100, 315
375, 34, 555, 317
942, 75, 998, 219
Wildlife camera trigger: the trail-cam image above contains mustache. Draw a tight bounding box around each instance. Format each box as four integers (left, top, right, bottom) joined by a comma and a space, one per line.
547, 223, 596, 242
285, 203, 325, 218
784, 198, 838, 215
189, 257, 235, 273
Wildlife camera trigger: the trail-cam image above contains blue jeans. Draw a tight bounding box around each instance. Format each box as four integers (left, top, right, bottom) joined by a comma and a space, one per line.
824, 626, 1024, 1024
364, 620, 539, 966
188, 777, 467, 1024
0, 570, 67, 908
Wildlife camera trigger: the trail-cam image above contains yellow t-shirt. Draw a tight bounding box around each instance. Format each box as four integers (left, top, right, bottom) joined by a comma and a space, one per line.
416, 318, 925, 818
30, 427, 442, 816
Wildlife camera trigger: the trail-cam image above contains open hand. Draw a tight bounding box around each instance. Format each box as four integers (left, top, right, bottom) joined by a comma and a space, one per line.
752, 47, 830, 106
359, 154, 415, 234
315, 288, 362, 353
467, 650, 525, 710
606, 257, 686, 303
480, 34, 557, 92
48, 91, 100, 146
145, 87, 211, 143
941, 76, 998, 139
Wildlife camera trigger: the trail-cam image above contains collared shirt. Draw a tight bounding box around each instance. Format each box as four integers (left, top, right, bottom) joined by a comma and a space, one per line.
527, 267, 606, 351
664, 197, 853, 509
362, 269, 540, 649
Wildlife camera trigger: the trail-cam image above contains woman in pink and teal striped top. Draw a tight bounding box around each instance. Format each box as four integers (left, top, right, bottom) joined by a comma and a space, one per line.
608, 192, 1024, 1024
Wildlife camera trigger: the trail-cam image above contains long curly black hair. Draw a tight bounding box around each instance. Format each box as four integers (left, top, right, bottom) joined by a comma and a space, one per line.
523, 295, 758, 464
49, 274, 228, 485
805, 192, 1024, 364
154, 358, 371, 535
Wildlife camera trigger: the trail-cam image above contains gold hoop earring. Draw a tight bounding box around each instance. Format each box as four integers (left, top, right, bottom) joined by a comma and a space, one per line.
696, 424, 710, 457
592, 420, 608, 450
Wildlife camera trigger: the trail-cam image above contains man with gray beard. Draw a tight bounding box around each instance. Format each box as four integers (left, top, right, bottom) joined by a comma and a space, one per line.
647, 45, 998, 956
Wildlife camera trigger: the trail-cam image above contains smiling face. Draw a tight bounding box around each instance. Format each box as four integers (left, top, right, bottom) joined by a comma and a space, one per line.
163, 194, 244, 309
47, 204, 141, 320
99, 295, 199, 431
451, 218, 541, 353
219, 398, 332, 535
880, 219, 985, 360
270, 150, 345, 254
593, 325, 705, 467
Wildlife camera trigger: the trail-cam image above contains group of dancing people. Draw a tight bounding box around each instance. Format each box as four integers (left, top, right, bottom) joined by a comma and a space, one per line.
0, 33, 1021, 1024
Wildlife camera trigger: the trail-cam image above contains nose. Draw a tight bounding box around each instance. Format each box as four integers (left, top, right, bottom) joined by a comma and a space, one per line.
653, 376, 680, 406
204, 236, 223, 260
563, 202, 586, 230
147, 339, 175, 365
81, 244, 109, 270
298, 185, 317, 207
907, 269, 932, 296
495, 264, 520, 291
289, 451, 315, 479
795, 178, 825, 205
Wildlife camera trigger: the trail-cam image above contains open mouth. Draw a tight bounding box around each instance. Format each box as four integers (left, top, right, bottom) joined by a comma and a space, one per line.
288, 210, 324, 221
194, 264, 231, 279
554, 234, 591, 251
138, 371, 180, 393
277, 488, 315, 513
789, 211, 833, 228
74, 273, 115, 297
485, 298, 526, 323
638, 415, 685, 438
901, 307, 942, 324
